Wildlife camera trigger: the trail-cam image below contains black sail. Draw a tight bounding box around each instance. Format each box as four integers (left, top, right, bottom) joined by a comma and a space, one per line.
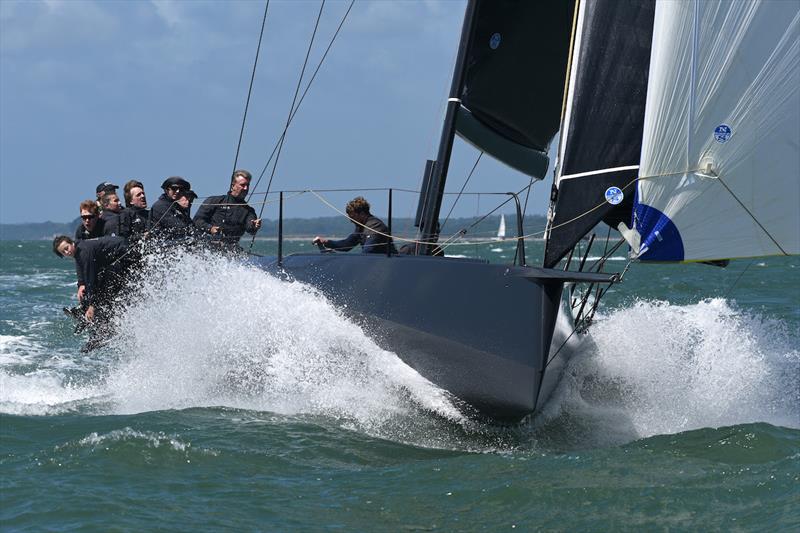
455, 0, 577, 178
543, 0, 655, 268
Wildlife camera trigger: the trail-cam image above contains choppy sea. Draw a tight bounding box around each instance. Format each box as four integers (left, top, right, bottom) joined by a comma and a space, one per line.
1, 238, 798, 531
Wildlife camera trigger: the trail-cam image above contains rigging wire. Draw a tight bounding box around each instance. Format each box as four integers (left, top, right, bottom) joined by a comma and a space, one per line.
248, 0, 355, 200
249, 0, 327, 249
723, 258, 756, 300
231, 0, 270, 176
716, 176, 788, 255
440, 151, 482, 233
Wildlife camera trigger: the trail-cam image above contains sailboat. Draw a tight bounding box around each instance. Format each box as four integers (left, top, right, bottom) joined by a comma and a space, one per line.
254, 0, 798, 421
495, 214, 506, 241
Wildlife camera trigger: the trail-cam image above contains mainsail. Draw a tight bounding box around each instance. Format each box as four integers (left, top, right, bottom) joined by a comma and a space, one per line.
418, 0, 577, 250
543, 0, 656, 268
454, 0, 577, 178
632, 0, 800, 262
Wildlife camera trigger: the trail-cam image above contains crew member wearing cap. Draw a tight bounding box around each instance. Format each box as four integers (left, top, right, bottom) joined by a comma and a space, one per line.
149, 176, 195, 239
193, 169, 262, 247
119, 180, 150, 242
95, 181, 119, 212
173, 188, 198, 238
75, 200, 106, 241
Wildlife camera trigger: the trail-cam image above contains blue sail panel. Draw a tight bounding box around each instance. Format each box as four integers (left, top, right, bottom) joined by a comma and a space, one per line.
633, 201, 684, 262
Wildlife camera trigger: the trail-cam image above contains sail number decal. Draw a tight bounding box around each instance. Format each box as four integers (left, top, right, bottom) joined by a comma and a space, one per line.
714, 124, 732, 143
605, 186, 624, 205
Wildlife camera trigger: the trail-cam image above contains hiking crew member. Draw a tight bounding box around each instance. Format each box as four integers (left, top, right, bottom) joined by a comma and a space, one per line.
174, 189, 199, 238
53, 235, 128, 323
119, 180, 150, 242
100, 192, 123, 236
75, 200, 106, 241
150, 176, 194, 239
313, 196, 395, 254
95, 181, 118, 213
193, 169, 262, 247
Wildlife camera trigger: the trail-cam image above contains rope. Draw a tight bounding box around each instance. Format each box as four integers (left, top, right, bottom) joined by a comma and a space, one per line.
440, 151, 482, 233
248, 0, 355, 200
231, 0, 270, 176
723, 258, 755, 300
716, 176, 788, 255
309, 187, 534, 248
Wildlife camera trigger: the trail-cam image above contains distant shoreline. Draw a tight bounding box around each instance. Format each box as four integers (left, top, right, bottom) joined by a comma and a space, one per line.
0, 214, 547, 242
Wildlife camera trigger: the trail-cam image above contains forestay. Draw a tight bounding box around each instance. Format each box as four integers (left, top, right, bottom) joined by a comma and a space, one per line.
633, 0, 800, 262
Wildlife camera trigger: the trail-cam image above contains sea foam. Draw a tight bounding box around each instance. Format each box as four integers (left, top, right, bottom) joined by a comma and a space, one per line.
105, 249, 465, 429
540, 297, 800, 442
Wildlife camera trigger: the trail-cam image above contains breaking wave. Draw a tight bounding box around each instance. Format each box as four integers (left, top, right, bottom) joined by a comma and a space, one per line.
104, 250, 466, 431
538, 298, 800, 445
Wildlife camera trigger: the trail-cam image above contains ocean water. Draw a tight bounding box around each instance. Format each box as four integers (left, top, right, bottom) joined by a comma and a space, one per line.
1, 239, 798, 531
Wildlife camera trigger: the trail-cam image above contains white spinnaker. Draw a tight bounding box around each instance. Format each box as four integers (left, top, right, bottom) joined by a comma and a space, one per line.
635, 0, 799, 262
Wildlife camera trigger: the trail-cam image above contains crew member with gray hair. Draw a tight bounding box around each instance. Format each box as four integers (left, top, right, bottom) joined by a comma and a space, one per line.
193, 169, 262, 247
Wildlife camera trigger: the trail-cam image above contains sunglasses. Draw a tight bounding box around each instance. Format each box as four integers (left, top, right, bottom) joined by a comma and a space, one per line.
81, 214, 97, 220
169, 185, 186, 192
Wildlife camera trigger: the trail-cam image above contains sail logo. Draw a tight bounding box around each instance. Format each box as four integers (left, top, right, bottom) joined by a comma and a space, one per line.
605, 186, 624, 205
489, 33, 501, 50
714, 124, 732, 143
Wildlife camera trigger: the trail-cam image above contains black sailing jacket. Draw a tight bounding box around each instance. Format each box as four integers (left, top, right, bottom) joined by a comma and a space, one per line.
150, 194, 195, 238
323, 215, 396, 254
119, 206, 150, 241
74, 217, 106, 241
73, 236, 128, 306
100, 210, 122, 237
193, 193, 258, 244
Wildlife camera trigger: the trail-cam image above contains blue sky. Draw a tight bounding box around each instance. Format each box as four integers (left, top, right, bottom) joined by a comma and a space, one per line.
0, 0, 552, 225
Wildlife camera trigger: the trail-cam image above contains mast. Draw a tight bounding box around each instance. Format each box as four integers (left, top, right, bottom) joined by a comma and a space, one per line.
417, 0, 479, 255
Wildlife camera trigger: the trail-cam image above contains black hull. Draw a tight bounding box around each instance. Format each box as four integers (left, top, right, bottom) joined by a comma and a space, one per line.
251, 253, 606, 421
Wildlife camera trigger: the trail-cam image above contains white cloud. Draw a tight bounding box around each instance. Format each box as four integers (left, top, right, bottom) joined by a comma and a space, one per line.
150, 0, 185, 29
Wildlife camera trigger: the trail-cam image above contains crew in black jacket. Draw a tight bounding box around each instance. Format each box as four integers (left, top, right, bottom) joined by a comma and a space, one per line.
99, 191, 123, 236
53, 235, 128, 323
74, 200, 106, 240
312, 196, 396, 254
150, 176, 195, 240
118, 180, 150, 242
95, 181, 118, 213
193, 169, 262, 247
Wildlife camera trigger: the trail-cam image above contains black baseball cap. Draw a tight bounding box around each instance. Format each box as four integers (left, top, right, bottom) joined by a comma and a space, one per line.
177, 189, 198, 200
161, 176, 191, 190
96, 181, 119, 194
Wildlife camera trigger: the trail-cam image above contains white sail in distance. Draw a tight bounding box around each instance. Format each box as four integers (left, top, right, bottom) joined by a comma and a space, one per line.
497, 214, 506, 240
632, 0, 799, 262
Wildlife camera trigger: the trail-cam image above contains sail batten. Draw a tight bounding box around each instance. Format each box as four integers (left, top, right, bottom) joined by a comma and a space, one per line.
634, 0, 800, 262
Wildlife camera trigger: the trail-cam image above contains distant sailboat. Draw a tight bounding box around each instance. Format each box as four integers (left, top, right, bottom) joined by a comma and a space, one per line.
496, 214, 506, 241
